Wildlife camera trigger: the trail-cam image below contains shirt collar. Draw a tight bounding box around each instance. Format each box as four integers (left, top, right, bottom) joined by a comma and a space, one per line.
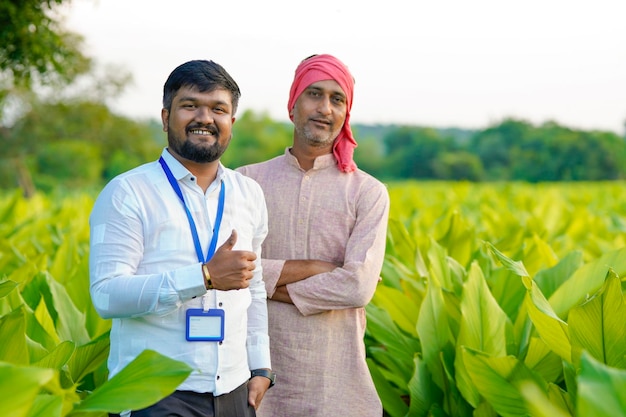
160, 148, 225, 185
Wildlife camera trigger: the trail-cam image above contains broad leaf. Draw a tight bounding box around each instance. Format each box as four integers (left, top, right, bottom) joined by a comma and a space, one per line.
568, 272, 626, 368
455, 262, 511, 407
417, 271, 452, 391
577, 352, 626, 416
462, 347, 546, 417
0, 362, 56, 417
523, 277, 571, 362
71, 349, 192, 413
550, 247, 626, 317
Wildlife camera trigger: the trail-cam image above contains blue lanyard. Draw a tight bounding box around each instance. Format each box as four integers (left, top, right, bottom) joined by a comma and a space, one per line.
159, 157, 225, 263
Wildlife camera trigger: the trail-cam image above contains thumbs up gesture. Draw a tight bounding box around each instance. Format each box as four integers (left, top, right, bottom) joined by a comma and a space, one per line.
204, 230, 257, 291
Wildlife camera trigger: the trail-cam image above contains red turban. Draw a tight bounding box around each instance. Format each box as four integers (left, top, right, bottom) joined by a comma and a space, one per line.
287, 54, 357, 173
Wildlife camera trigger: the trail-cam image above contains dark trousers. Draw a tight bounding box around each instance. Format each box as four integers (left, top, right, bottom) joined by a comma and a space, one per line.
110, 382, 255, 417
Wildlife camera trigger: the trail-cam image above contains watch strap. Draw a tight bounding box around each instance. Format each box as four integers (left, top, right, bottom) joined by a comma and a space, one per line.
250, 368, 276, 387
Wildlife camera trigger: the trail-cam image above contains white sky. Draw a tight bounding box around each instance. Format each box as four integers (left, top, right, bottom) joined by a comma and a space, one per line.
61, 0, 626, 134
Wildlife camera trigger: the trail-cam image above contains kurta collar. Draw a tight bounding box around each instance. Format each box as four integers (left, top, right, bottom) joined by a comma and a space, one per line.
284, 147, 336, 171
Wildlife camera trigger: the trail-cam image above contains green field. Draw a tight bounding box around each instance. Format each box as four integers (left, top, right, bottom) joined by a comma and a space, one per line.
2, 181, 626, 416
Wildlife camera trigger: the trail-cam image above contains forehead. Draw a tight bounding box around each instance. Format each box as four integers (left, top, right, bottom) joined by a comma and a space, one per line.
173, 86, 233, 103
305, 80, 345, 96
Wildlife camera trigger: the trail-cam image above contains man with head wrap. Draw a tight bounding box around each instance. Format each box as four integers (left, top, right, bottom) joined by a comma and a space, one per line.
237, 54, 389, 416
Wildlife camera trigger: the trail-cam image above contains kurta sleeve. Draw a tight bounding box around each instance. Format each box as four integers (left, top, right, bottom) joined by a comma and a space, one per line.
287, 180, 390, 316
261, 258, 286, 298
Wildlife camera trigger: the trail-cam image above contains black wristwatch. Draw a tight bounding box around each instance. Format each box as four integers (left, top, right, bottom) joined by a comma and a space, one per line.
250, 369, 276, 388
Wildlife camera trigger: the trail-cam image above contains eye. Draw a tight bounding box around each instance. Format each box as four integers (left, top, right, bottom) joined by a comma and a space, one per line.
332, 95, 346, 105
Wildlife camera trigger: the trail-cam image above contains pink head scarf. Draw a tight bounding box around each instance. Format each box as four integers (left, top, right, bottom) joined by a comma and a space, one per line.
287, 54, 357, 173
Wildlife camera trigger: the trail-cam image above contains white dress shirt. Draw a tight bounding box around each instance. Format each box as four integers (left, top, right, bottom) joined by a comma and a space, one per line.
89, 148, 270, 396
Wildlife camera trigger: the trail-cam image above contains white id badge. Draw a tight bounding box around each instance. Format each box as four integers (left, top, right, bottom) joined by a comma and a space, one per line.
186, 309, 225, 342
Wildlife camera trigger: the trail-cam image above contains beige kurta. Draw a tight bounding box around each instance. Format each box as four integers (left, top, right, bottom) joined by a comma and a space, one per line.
237, 149, 390, 417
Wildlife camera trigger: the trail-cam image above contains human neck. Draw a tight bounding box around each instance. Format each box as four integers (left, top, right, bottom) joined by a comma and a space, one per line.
290, 142, 332, 171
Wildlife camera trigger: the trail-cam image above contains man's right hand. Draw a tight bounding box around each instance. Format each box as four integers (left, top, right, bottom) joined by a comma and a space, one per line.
205, 229, 257, 290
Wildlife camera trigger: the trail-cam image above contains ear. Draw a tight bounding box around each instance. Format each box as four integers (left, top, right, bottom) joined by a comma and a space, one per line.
161, 108, 169, 132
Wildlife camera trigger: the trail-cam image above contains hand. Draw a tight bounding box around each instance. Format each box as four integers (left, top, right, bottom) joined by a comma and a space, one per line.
205, 230, 257, 290
270, 285, 293, 304
247, 375, 271, 410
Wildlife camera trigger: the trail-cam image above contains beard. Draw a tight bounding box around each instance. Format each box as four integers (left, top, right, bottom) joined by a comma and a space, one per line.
168, 129, 229, 163
294, 123, 337, 148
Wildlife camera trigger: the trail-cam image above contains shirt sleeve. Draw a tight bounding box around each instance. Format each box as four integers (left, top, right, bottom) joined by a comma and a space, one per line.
245, 184, 272, 370
287, 181, 390, 316
89, 179, 207, 319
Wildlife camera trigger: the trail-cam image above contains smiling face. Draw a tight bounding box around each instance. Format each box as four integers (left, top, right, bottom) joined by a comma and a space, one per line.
291, 80, 347, 150
161, 86, 236, 163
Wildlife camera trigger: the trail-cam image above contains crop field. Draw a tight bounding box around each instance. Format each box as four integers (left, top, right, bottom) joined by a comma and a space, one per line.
2, 181, 626, 416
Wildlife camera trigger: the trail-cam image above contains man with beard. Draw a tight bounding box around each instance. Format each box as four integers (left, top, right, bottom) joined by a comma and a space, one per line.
89, 60, 274, 417
237, 54, 389, 416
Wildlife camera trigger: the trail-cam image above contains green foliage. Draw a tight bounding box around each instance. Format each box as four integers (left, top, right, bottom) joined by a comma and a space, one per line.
4, 182, 626, 415
0, 0, 91, 120
0, 190, 192, 416
224, 109, 292, 168
2, 100, 161, 192
366, 181, 626, 416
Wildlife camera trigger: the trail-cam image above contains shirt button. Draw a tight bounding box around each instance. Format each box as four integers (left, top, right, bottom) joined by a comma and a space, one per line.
217, 375, 220, 380
219, 302, 223, 307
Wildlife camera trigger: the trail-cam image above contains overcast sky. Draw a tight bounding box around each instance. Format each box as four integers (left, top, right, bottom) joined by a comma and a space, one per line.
61, 0, 626, 134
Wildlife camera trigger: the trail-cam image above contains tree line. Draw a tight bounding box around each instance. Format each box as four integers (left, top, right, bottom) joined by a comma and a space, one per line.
2, 97, 626, 195
2, 0, 626, 195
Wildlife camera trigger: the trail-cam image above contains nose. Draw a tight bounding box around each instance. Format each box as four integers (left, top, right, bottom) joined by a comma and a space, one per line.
195, 106, 214, 124
317, 96, 332, 115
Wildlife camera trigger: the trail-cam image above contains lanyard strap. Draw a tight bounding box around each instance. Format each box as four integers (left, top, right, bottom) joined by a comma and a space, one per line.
159, 157, 225, 263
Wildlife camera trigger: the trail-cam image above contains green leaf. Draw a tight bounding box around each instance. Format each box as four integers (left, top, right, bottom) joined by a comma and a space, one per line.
371, 285, 419, 337
416, 270, 452, 391
0, 308, 29, 365
485, 242, 530, 278
550, 247, 626, 317
407, 355, 439, 417
26, 394, 63, 417
39, 272, 91, 345
0, 280, 19, 298
0, 361, 56, 417
455, 262, 511, 407
533, 250, 583, 300
523, 337, 562, 384
519, 381, 572, 417
568, 271, 626, 368
523, 278, 571, 362
462, 347, 546, 417
367, 358, 409, 417
31, 340, 75, 370
365, 304, 421, 371
577, 352, 626, 416
71, 349, 192, 413
67, 332, 110, 385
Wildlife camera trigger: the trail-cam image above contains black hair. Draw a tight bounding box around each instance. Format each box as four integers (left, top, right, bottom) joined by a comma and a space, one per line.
162, 60, 241, 114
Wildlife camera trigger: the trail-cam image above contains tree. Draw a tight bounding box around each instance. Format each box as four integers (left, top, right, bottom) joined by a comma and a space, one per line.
0, 0, 91, 121
1, 0, 93, 195
382, 126, 454, 179
1, 100, 162, 191
223, 110, 291, 168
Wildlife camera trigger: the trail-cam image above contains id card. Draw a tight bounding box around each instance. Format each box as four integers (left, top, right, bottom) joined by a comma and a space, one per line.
186, 308, 225, 342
